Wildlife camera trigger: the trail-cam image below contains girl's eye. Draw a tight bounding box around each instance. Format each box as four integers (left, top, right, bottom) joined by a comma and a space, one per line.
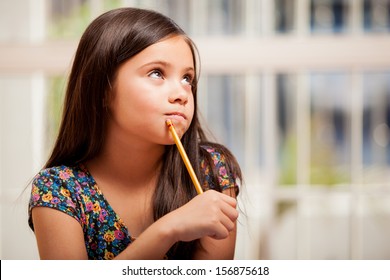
181, 75, 193, 86
149, 69, 163, 79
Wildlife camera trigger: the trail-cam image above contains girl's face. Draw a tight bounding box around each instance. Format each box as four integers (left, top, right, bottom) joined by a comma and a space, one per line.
108, 35, 195, 146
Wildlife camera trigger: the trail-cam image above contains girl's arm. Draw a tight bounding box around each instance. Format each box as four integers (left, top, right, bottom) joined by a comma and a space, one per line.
32, 207, 89, 259
32, 189, 238, 260
32, 206, 176, 259
192, 187, 238, 259
116, 189, 238, 259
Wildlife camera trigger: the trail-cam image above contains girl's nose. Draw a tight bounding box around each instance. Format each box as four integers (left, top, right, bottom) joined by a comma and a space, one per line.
168, 82, 189, 105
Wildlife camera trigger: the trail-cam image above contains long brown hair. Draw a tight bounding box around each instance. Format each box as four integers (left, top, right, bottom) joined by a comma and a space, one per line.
45, 7, 241, 259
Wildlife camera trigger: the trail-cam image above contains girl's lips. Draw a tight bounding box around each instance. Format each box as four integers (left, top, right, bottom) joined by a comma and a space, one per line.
165, 112, 187, 120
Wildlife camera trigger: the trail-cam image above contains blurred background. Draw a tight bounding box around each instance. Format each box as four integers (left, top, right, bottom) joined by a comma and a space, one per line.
1, 0, 390, 260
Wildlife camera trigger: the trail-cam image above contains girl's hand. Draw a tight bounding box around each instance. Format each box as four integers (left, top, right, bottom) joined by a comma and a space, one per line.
162, 189, 238, 242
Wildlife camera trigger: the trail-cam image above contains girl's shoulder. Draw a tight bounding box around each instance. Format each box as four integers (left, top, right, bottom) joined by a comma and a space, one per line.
30, 165, 97, 211
29, 164, 96, 230
31, 164, 93, 196
200, 143, 241, 194
200, 144, 230, 172
35, 164, 87, 177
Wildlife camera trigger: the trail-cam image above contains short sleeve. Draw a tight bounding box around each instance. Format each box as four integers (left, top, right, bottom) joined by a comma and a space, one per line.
200, 146, 239, 193
28, 167, 82, 231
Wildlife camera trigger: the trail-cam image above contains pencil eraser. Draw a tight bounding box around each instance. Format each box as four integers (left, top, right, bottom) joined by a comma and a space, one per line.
166, 119, 173, 128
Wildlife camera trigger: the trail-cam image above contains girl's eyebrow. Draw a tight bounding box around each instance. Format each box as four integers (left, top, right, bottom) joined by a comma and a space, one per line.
139, 60, 194, 73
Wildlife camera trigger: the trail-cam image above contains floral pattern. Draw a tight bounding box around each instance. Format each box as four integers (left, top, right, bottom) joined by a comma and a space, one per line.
28, 146, 238, 259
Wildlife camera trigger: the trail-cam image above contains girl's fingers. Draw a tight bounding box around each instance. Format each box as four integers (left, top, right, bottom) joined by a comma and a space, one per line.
202, 196, 237, 239
208, 211, 236, 240
209, 224, 230, 240
167, 189, 239, 242
208, 189, 237, 207
204, 190, 238, 222
217, 211, 236, 233
220, 200, 239, 222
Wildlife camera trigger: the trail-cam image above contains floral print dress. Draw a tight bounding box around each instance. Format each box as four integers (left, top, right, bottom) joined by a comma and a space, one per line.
28, 146, 238, 260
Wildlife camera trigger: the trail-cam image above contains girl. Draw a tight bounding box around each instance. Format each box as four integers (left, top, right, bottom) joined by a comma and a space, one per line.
28, 7, 242, 260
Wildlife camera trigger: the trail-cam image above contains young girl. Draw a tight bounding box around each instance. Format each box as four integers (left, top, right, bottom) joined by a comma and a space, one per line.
28, 7, 242, 260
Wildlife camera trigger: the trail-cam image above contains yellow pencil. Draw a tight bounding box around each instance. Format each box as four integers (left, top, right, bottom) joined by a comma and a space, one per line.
166, 119, 203, 195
